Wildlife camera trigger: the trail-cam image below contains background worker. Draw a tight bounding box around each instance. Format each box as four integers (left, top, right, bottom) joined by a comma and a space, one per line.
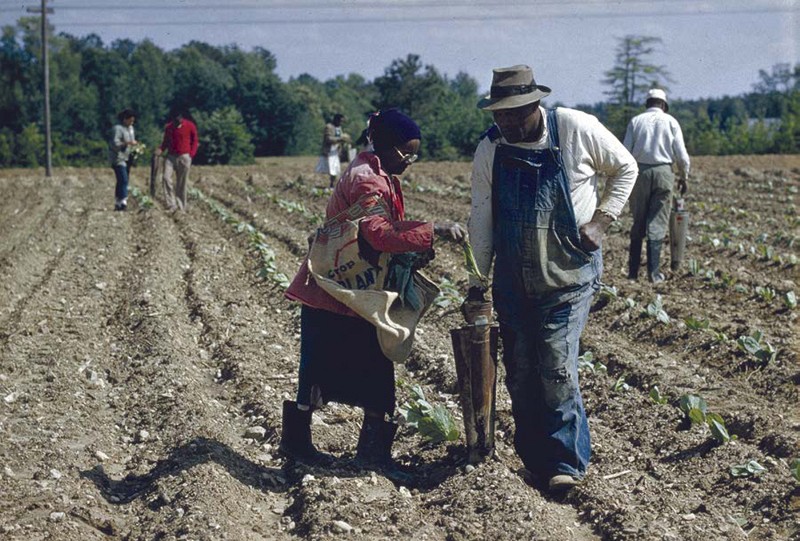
156, 110, 199, 211
623, 88, 690, 283
108, 109, 138, 211
315, 113, 351, 188
466, 65, 637, 492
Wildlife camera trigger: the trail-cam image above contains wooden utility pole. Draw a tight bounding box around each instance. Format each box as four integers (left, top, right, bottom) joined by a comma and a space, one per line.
26, 0, 54, 177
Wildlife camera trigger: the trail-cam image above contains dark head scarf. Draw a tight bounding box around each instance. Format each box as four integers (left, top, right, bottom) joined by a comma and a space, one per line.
368, 108, 421, 151
117, 109, 136, 123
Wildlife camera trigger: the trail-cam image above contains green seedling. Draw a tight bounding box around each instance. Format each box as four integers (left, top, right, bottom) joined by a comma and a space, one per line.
684, 316, 710, 331
398, 384, 459, 444
679, 394, 708, 425
784, 291, 797, 310
461, 240, 489, 288
577, 351, 607, 374
755, 286, 776, 303
129, 186, 154, 209
679, 394, 734, 444
433, 277, 464, 309
790, 459, 800, 482
649, 386, 668, 404
625, 297, 637, 309
733, 284, 750, 294
730, 460, 766, 478
191, 188, 289, 288
598, 285, 618, 301
612, 376, 630, 392
756, 244, 775, 261
687, 259, 700, 276
736, 329, 777, 365
645, 295, 670, 324
708, 329, 730, 343
717, 273, 737, 289
706, 412, 732, 443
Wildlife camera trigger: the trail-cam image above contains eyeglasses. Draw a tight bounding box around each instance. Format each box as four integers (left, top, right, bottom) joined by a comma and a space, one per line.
393, 147, 418, 165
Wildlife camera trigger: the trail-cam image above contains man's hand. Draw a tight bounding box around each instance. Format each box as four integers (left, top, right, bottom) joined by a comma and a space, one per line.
154, 148, 163, 156
434, 222, 467, 242
579, 210, 614, 252
678, 176, 688, 195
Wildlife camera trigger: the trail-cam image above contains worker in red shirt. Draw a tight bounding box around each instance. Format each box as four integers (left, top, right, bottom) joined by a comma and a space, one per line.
156, 110, 199, 211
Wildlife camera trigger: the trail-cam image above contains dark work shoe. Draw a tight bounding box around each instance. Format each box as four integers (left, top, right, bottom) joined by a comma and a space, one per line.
354, 416, 415, 486
114, 203, 122, 211
279, 401, 334, 466
548, 474, 580, 492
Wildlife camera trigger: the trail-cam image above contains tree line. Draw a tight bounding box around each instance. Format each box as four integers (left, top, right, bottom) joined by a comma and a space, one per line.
0, 19, 798, 168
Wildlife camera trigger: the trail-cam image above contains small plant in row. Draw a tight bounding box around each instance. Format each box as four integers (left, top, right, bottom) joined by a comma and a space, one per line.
433, 277, 464, 309
682, 316, 731, 343
398, 383, 459, 444
643, 294, 670, 324
679, 393, 734, 444
190, 188, 290, 288
729, 460, 766, 478
577, 351, 607, 374
128, 186, 154, 210
736, 329, 777, 366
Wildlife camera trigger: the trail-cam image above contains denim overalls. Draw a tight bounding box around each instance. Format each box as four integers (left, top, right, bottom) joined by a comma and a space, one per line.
490, 109, 601, 479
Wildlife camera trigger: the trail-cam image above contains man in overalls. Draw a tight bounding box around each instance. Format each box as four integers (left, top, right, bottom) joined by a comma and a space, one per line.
466, 65, 637, 492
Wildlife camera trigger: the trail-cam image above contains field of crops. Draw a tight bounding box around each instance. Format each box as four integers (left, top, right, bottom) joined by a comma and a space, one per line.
0, 155, 798, 540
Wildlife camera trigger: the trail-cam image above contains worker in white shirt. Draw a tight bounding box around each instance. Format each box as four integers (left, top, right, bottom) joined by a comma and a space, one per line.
623, 88, 690, 283
465, 65, 637, 493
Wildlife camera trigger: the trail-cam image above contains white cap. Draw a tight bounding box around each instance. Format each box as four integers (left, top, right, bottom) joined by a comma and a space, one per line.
647, 88, 668, 104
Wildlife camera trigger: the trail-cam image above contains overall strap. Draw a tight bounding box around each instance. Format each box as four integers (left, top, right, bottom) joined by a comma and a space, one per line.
546, 108, 564, 168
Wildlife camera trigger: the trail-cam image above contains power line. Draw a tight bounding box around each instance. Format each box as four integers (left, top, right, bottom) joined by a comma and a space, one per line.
2, 0, 795, 11
30, 6, 798, 26
0, 0, 696, 7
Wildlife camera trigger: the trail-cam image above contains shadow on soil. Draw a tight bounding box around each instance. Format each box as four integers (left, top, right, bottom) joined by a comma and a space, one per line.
81, 437, 466, 506
81, 437, 290, 505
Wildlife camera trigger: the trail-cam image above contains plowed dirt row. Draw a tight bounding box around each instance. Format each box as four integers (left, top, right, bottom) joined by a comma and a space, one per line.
1, 155, 798, 541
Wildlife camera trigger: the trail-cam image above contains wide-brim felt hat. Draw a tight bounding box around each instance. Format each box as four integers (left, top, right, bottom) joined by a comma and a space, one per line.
477, 65, 551, 111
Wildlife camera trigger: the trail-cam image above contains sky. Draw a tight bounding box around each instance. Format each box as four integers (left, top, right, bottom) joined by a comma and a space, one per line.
0, 0, 797, 107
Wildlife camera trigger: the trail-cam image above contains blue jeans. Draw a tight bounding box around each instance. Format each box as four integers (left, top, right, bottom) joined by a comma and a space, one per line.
113, 164, 129, 202
489, 110, 599, 479
499, 281, 595, 479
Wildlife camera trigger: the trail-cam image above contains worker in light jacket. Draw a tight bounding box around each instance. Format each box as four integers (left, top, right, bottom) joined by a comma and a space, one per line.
623, 88, 690, 283
108, 109, 138, 211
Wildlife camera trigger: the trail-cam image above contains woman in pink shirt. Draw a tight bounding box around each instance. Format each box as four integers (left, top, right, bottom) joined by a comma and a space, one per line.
281, 109, 465, 484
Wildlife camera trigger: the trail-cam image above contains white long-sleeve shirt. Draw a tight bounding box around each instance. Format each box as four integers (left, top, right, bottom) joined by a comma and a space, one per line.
623, 107, 690, 179
468, 106, 638, 287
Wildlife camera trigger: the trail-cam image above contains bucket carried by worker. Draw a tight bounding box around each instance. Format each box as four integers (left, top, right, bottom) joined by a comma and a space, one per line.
669, 197, 690, 271
450, 300, 499, 464
149, 153, 163, 197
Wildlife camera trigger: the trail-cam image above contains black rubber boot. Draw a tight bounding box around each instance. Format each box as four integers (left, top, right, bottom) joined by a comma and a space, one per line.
628, 238, 643, 280
646, 240, 666, 284
279, 400, 334, 465
355, 416, 415, 486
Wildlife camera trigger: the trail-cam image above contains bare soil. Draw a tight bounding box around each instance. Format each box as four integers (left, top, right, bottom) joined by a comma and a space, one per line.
1, 155, 798, 540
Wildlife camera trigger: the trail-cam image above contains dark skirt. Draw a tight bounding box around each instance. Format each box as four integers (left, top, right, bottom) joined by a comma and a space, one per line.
296, 305, 395, 415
